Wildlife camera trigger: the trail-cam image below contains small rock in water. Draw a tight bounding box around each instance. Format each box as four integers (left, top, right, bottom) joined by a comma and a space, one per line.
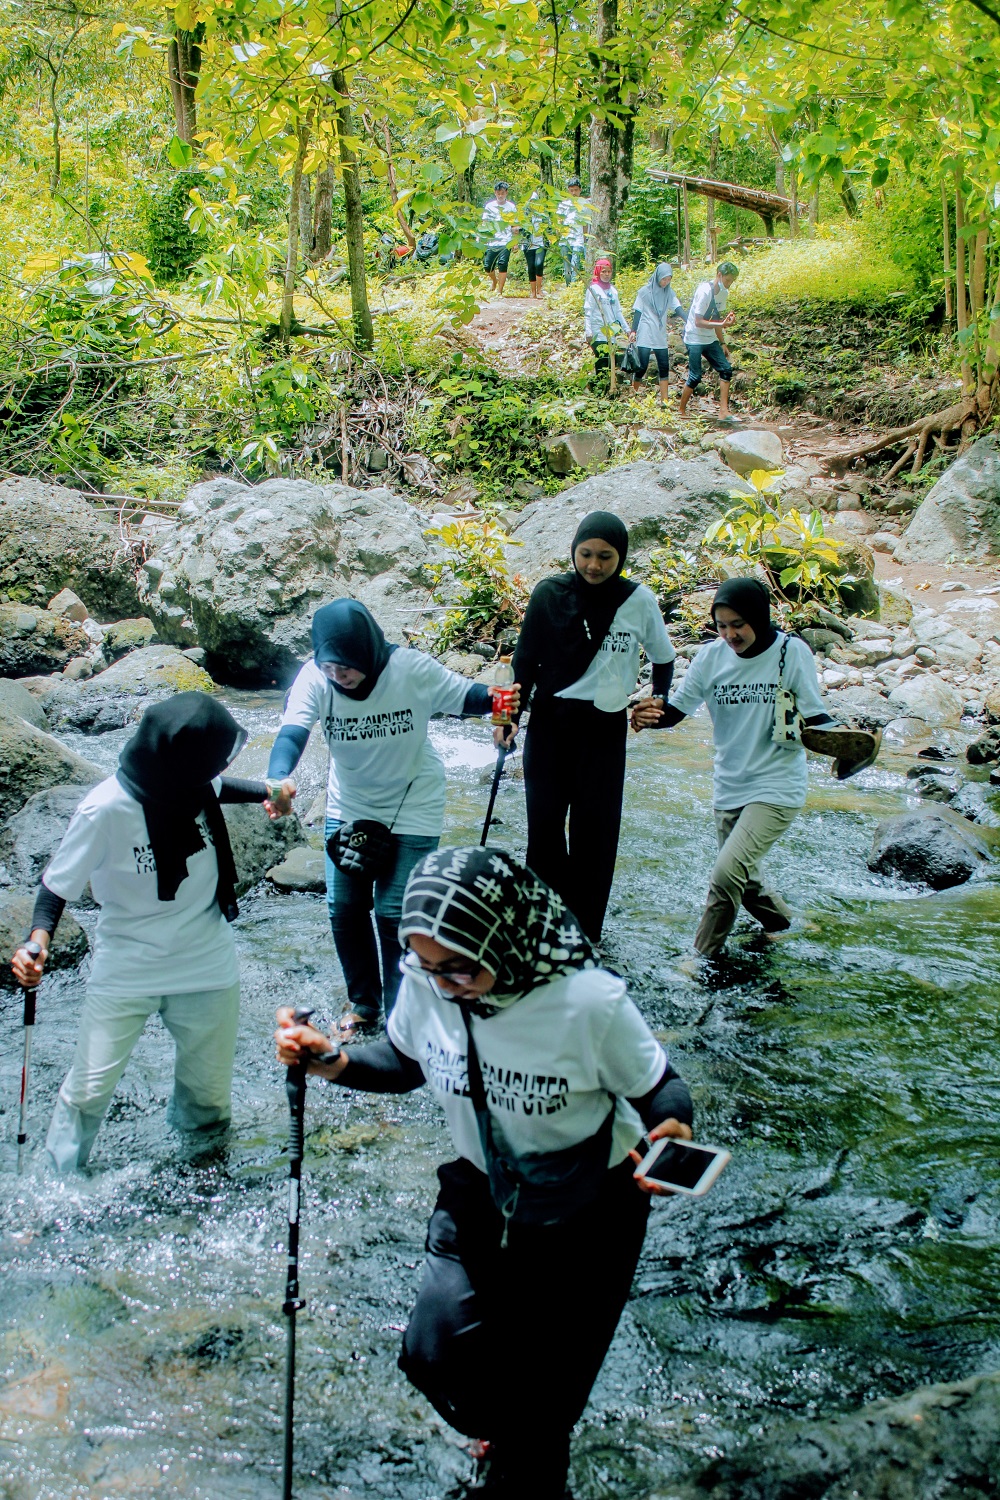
266, 844, 326, 893
46, 587, 90, 622
868, 807, 992, 888
940, 580, 970, 591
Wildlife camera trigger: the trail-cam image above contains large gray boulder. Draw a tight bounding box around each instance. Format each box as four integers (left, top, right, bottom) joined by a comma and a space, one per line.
42, 645, 216, 733
0, 604, 89, 677
692, 1368, 1000, 1500
887, 674, 967, 726
136, 478, 435, 684
0, 783, 98, 890
0, 677, 48, 730
868, 806, 995, 888
716, 428, 784, 477
511, 456, 753, 583
895, 434, 1000, 563
0, 477, 142, 617
222, 803, 308, 896
0, 708, 102, 815
0, 891, 88, 991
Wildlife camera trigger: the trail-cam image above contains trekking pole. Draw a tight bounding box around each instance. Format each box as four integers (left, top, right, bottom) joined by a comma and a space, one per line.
282, 1004, 314, 1500
480, 744, 508, 847
16, 942, 42, 1174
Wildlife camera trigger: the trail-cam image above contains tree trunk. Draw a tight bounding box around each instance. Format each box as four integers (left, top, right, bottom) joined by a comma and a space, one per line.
706, 129, 718, 261
789, 161, 798, 238
771, 131, 785, 196
649, 126, 666, 153
540, 118, 554, 185
682, 178, 691, 265
808, 186, 819, 228
331, 69, 374, 350
280, 120, 311, 345
47, 64, 61, 195
587, 0, 636, 258
573, 122, 582, 177
942, 179, 953, 323
167, 26, 204, 144
313, 163, 335, 261
299, 173, 314, 262
955, 174, 974, 392
978, 262, 1000, 412
971, 223, 988, 318
840, 177, 860, 217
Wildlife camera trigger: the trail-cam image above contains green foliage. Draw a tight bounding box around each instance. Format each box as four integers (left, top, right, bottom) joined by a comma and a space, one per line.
617, 157, 679, 269
731, 233, 907, 309
145, 172, 209, 283
705, 471, 845, 604
642, 543, 706, 608
857, 175, 944, 314
424, 517, 529, 651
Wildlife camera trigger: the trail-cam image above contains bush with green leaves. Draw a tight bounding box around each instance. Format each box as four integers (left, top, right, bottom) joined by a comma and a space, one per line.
424, 517, 529, 651
704, 472, 845, 605
145, 172, 209, 283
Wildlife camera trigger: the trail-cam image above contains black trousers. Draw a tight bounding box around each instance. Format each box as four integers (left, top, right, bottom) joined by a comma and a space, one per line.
523, 698, 627, 941
399, 1156, 649, 1497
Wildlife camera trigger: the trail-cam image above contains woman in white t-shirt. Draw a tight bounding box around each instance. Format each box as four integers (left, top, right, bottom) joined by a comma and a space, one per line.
10, 692, 280, 1172
265, 600, 512, 1037
276, 846, 693, 1500
632, 578, 852, 970
583, 258, 633, 386
629, 262, 687, 403
511, 511, 675, 940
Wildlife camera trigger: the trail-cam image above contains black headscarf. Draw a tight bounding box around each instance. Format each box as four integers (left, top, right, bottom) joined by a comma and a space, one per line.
512, 510, 639, 705
311, 599, 395, 702
117, 692, 245, 918
398, 847, 597, 1016
710, 577, 777, 658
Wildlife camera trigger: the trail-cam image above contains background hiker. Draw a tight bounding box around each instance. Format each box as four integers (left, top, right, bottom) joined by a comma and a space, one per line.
275, 847, 693, 1500
630, 261, 687, 403
266, 600, 516, 1039
522, 190, 548, 298
480, 180, 518, 297
557, 175, 590, 284
511, 511, 675, 942
678, 260, 739, 421
10, 694, 277, 1173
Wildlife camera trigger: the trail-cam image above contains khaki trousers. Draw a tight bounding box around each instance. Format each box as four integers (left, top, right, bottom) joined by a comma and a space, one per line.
693, 803, 799, 958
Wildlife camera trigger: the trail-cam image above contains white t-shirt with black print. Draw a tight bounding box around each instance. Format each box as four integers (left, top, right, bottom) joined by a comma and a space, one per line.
557, 584, 675, 713
42, 775, 238, 998
279, 648, 474, 837
684, 280, 729, 346
481, 197, 518, 248
672, 633, 827, 810
388, 964, 667, 1171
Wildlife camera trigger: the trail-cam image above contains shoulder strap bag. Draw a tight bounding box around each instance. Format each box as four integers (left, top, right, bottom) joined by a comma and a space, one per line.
461, 1011, 616, 1244
772, 634, 803, 747
323, 684, 418, 878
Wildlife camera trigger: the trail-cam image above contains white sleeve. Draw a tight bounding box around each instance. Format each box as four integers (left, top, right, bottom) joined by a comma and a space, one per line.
597, 989, 667, 1099
43, 804, 108, 902
386, 978, 422, 1061
280, 663, 324, 733
638, 588, 676, 663
671, 645, 708, 715
411, 650, 475, 717
584, 287, 600, 340
691, 283, 712, 320
787, 637, 828, 719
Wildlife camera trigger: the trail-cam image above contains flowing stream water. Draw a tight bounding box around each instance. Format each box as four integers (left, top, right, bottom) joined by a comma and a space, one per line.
1, 697, 999, 1499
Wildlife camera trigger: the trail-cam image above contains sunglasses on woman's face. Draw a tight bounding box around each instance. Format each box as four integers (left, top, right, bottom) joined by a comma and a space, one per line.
403, 950, 482, 986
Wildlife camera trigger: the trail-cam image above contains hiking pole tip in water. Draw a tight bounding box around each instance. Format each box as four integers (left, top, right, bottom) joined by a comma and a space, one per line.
16, 941, 42, 1175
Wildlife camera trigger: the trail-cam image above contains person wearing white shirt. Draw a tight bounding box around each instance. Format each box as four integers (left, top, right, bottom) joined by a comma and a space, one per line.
557, 175, 590, 283
584, 258, 634, 386
265, 600, 515, 1037
510, 511, 675, 941
678, 260, 739, 421
479, 180, 519, 296
10, 693, 282, 1172
275, 846, 693, 1500
522, 190, 549, 298
629, 262, 687, 403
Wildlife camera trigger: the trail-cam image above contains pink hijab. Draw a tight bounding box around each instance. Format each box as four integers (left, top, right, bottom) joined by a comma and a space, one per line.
591, 257, 613, 285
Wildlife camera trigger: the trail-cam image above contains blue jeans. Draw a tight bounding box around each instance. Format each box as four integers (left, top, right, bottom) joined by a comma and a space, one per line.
561, 243, 583, 284
685, 339, 732, 389
325, 819, 439, 1025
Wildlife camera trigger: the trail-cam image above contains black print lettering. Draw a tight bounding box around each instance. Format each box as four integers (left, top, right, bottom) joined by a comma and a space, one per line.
325, 708, 415, 742
423, 1042, 571, 1115
600, 629, 632, 655
713, 682, 777, 708
133, 844, 157, 875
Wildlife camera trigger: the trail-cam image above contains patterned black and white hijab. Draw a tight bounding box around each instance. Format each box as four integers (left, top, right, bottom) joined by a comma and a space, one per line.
398, 847, 597, 1013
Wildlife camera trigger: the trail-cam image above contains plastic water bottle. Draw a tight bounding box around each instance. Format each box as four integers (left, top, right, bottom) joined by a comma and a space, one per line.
491, 655, 515, 726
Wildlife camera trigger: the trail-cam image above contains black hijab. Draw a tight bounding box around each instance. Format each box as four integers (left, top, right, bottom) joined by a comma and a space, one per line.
514, 510, 638, 702
117, 692, 245, 917
398, 846, 597, 1017
710, 577, 777, 657
311, 599, 395, 702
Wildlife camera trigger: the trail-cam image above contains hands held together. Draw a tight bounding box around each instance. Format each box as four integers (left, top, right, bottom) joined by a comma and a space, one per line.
630, 695, 665, 733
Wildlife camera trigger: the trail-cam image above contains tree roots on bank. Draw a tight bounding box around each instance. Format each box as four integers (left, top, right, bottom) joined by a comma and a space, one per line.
825, 393, 983, 478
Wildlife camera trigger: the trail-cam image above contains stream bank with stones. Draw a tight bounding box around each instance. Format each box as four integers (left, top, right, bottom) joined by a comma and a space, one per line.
2, 692, 999, 1500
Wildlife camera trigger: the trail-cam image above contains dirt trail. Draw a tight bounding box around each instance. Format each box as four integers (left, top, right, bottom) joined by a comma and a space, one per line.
465, 293, 546, 375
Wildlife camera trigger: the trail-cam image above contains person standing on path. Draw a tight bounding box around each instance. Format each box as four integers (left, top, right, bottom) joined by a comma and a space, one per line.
630, 262, 687, 403
275, 846, 693, 1500
631, 579, 841, 973
584, 259, 634, 387
557, 175, 590, 284
265, 600, 515, 1038
522, 190, 549, 298
480, 180, 519, 298
678, 261, 739, 422
510, 512, 675, 942
10, 693, 281, 1173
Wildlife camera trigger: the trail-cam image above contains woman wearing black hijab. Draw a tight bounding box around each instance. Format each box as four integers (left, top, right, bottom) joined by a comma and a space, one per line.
632, 578, 871, 970
511, 511, 676, 940
10, 692, 281, 1172
266, 599, 513, 1036
275, 846, 693, 1500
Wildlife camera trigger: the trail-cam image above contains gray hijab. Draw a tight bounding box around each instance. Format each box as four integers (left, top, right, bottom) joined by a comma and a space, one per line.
644, 263, 675, 319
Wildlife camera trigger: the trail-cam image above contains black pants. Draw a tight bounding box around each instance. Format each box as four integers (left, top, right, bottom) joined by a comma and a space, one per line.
634, 345, 671, 380
524, 244, 547, 280
400, 1156, 649, 1497
523, 698, 627, 941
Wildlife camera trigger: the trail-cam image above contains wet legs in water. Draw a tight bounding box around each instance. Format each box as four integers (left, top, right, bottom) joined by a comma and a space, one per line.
693, 802, 798, 958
